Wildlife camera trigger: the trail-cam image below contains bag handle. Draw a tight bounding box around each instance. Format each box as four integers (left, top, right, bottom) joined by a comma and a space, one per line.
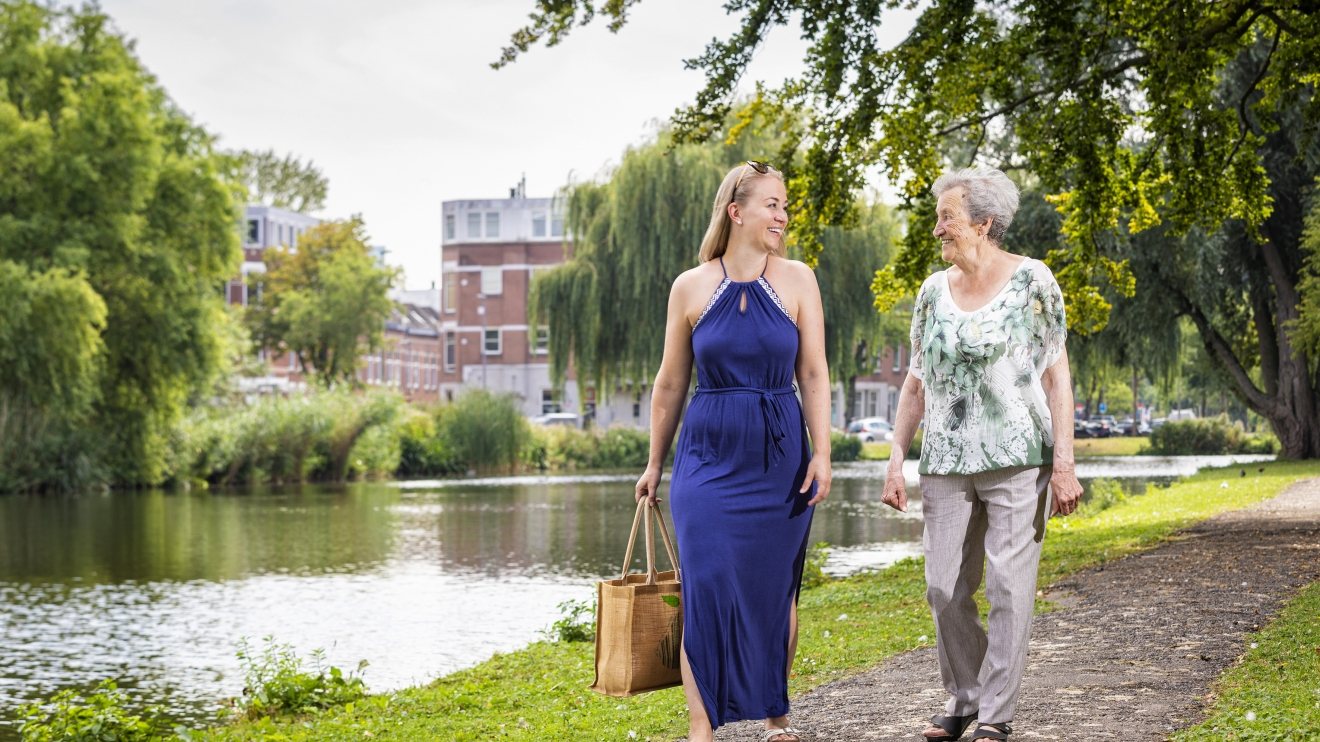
618, 499, 682, 584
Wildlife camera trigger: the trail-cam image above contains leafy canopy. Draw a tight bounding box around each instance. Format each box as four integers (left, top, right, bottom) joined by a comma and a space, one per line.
248, 217, 399, 388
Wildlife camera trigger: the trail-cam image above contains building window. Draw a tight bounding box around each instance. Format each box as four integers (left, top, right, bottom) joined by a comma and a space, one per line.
481, 266, 502, 296
444, 332, 456, 371
444, 214, 456, 242
484, 328, 501, 355
534, 326, 549, 354
443, 273, 457, 313
467, 211, 481, 238
532, 212, 547, 237
541, 389, 561, 414
893, 345, 903, 373
485, 211, 500, 238
550, 213, 564, 237
246, 219, 259, 244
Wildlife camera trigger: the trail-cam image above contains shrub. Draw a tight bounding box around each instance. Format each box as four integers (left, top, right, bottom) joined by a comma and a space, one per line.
1144, 415, 1276, 455
527, 425, 652, 471
1079, 477, 1126, 516
543, 598, 596, 643
436, 390, 529, 473
17, 680, 169, 742
172, 389, 402, 485
232, 637, 367, 720
829, 431, 862, 462
800, 541, 832, 590
395, 407, 462, 477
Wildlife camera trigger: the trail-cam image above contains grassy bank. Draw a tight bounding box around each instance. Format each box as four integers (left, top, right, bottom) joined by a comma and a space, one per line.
861, 435, 1150, 461
195, 460, 1320, 741
1170, 579, 1320, 740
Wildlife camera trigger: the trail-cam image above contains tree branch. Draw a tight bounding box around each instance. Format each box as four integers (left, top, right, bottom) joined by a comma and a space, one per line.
1225, 25, 1281, 171
933, 54, 1149, 138
1171, 286, 1276, 415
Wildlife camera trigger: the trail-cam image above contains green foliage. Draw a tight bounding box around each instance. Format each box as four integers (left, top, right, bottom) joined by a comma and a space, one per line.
527, 425, 652, 471
1078, 478, 1126, 517
17, 679, 168, 742
0, 0, 241, 486
543, 599, 595, 643
828, 431, 860, 462
799, 540, 831, 590
394, 407, 463, 477
232, 637, 367, 721
1145, 416, 1279, 456
1289, 181, 1320, 367
174, 389, 402, 485
222, 148, 328, 213
1171, 580, 1320, 740
436, 389, 529, 474
248, 217, 398, 388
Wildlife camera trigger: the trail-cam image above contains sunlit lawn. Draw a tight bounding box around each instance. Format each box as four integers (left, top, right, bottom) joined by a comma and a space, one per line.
860, 435, 1150, 461
202, 461, 1320, 741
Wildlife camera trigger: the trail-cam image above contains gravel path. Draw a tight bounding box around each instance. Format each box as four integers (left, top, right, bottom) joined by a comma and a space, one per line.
713, 476, 1320, 741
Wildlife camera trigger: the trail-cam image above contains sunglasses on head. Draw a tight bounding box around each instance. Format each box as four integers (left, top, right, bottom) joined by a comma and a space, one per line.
732, 160, 773, 195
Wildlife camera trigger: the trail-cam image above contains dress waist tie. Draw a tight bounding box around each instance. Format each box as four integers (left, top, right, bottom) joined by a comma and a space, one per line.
693, 385, 797, 471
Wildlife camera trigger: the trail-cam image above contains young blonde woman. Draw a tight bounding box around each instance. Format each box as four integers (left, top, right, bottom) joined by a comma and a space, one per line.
635, 161, 832, 742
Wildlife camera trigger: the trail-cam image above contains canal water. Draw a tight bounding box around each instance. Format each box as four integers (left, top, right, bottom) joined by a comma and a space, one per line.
0, 455, 1271, 734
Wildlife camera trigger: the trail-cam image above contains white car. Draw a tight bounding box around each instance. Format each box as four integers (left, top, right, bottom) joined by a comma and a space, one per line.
530, 412, 580, 428
847, 417, 893, 443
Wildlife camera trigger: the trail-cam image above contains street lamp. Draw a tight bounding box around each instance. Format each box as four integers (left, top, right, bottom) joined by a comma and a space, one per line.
476, 295, 487, 390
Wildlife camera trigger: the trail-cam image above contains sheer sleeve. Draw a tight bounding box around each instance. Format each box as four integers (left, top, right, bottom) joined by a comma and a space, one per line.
909, 282, 929, 380
1037, 268, 1067, 370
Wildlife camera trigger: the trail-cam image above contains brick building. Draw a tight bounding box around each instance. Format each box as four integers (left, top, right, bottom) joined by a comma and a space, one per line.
439, 190, 651, 427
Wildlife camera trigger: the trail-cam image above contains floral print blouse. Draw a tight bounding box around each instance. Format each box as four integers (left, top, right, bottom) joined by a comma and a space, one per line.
909, 257, 1067, 475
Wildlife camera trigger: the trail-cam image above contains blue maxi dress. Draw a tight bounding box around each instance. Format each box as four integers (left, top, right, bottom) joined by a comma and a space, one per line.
669, 258, 816, 729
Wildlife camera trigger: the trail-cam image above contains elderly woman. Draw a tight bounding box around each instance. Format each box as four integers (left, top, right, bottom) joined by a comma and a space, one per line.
881, 167, 1083, 742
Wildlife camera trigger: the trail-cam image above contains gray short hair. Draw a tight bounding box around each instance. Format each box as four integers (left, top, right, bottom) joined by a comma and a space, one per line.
931, 167, 1020, 244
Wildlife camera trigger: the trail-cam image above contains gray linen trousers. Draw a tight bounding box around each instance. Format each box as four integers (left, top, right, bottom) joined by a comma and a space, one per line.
920, 464, 1052, 724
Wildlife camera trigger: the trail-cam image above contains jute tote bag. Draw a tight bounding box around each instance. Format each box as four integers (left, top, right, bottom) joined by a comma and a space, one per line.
589, 499, 683, 696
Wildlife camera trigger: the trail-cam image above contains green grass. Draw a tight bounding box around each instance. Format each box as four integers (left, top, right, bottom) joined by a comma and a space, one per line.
1171, 580, 1320, 740
202, 461, 1320, 742
1071, 435, 1150, 457
860, 435, 1151, 461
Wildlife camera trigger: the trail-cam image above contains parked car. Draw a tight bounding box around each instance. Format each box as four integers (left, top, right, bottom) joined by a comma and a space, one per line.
1087, 414, 1119, 438
846, 417, 893, 443
530, 412, 580, 428
1074, 418, 1095, 438
1117, 417, 1152, 436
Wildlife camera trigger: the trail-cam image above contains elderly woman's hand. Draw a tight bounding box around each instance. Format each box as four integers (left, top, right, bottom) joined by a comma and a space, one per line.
1050, 465, 1083, 516
880, 463, 908, 512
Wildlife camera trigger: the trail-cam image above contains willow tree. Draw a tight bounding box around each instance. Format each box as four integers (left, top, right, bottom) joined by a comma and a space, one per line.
530, 124, 898, 399
502, 1, 1320, 458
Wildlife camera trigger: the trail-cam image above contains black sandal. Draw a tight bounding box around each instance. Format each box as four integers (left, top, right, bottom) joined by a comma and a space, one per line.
923, 712, 977, 741
970, 722, 1011, 741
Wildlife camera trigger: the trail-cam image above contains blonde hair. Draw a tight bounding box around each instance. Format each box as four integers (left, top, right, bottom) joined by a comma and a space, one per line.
698, 162, 785, 262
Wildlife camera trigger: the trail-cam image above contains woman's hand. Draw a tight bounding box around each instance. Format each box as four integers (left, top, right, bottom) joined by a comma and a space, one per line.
802, 453, 832, 506
635, 465, 661, 505
880, 464, 908, 512
1050, 465, 1083, 516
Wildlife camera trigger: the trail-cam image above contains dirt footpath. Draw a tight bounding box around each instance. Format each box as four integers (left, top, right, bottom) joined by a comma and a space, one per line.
714, 477, 1320, 741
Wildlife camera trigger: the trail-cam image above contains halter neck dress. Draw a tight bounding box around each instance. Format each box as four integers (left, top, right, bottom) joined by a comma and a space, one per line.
669, 257, 816, 728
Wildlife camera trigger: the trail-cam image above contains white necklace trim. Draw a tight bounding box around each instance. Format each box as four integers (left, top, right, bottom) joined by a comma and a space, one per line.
692, 277, 732, 332
757, 277, 797, 325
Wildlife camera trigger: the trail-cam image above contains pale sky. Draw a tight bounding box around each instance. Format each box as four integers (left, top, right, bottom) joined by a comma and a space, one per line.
100, 0, 917, 289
